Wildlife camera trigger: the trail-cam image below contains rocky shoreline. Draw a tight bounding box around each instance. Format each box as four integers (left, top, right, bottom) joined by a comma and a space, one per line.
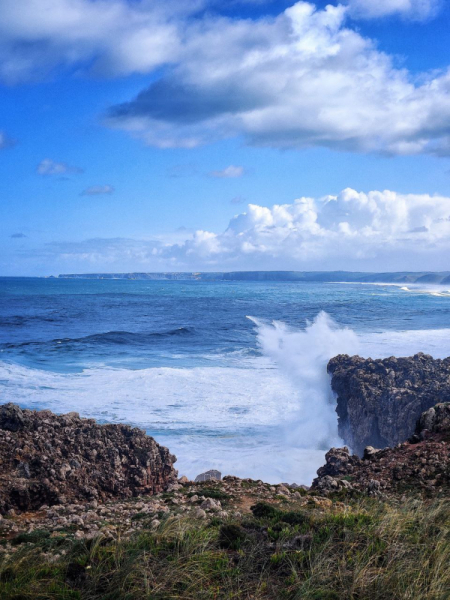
328, 352, 450, 455
0, 403, 177, 514
1, 356, 450, 599
313, 402, 450, 496
1, 352, 450, 542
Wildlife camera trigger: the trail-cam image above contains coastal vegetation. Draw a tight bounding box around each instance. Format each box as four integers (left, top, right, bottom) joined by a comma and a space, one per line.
1, 494, 449, 600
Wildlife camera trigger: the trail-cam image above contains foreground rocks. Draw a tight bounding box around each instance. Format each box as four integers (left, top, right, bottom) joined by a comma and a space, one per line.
0, 403, 177, 514
313, 403, 450, 496
328, 352, 450, 454
0, 475, 329, 550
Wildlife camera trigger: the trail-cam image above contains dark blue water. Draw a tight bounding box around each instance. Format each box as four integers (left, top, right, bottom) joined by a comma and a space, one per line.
1, 277, 450, 483
1, 278, 450, 372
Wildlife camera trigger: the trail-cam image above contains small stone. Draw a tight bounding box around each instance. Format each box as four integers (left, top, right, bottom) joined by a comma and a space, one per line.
200, 498, 221, 511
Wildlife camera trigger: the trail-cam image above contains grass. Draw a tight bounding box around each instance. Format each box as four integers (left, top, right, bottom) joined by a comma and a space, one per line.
0, 497, 449, 599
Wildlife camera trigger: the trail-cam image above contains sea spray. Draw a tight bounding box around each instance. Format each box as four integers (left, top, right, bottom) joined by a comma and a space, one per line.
248, 312, 359, 450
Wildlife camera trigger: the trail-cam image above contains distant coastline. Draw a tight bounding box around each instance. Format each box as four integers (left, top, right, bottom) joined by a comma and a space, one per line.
55, 271, 450, 284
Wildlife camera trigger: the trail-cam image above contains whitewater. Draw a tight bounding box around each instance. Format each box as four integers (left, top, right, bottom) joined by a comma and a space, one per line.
1, 278, 450, 484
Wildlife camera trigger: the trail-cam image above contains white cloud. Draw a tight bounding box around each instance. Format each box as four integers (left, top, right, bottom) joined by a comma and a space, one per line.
37, 159, 83, 176
0, 0, 204, 84
29, 188, 450, 272
81, 185, 115, 196
2, 1, 450, 156
209, 165, 245, 178
163, 188, 450, 270
107, 2, 450, 156
346, 0, 441, 20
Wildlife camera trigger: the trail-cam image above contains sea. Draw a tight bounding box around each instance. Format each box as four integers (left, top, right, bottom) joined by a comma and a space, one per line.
1, 277, 450, 485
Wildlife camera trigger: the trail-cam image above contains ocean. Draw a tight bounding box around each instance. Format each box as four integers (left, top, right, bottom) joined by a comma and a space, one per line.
1, 277, 450, 484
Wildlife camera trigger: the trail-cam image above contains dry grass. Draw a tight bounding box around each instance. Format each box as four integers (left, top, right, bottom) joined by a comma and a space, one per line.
0, 496, 449, 600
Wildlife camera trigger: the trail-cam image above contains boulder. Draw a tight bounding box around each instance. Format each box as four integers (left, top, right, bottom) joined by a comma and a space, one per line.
195, 470, 221, 483
0, 403, 177, 514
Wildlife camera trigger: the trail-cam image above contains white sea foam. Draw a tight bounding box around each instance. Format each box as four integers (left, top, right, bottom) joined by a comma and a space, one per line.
2, 316, 450, 484
248, 312, 359, 451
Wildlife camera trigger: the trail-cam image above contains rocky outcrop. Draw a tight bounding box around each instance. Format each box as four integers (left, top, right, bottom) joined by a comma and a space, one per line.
313, 403, 450, 496
0, 403, 177, 514
328, 353, 450, 455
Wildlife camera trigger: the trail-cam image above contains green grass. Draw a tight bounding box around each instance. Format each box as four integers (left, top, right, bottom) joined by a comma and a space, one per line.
0, 497, 449, 599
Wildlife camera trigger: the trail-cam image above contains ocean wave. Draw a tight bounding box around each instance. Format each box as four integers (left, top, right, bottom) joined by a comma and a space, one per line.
0, 327, 194, 350
0, 315, 60, 327
398, 285, 450, 297
2, 317, 450, 483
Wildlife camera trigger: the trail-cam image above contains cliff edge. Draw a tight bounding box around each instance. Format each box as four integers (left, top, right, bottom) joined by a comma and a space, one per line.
0, 403, 177, 514
313, 402, 450, 496
328, 352, 450, 455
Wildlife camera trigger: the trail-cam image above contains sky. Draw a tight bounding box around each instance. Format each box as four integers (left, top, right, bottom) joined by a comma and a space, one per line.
1, 0, 450, 276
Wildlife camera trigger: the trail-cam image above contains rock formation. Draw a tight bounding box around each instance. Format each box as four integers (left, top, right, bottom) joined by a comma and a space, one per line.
328, 352, 450, 455
0, 403, 177, 514
313, 403, 450, 496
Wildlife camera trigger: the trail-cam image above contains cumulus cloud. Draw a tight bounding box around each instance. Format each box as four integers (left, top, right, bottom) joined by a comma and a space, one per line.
209, 165, 245, 178
346, 0, 441, 21
32, 188, 450, 272
106, 2, 450, 156
37, 159, 83, 176
0, 0, 205, 84
0, 131, 16, 149
3, 2, 449, 156
81, 185, 115, 196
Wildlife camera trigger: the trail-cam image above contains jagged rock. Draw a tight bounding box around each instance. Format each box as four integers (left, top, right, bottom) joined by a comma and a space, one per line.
0, 403, 177, 514
313, 403, 450, 496
195, 470, 222, 483
200, 498, 221, 511
416, 403, 450, 437
0, 403, 25, 432
328, 353, 450, 454
363, 446, 381, 460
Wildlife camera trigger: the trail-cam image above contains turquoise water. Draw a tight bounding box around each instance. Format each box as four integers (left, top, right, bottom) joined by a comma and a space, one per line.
1, 277, 450, 483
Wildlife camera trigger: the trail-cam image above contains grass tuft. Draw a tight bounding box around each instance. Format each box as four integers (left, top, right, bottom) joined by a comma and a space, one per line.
0, 498, 449, 599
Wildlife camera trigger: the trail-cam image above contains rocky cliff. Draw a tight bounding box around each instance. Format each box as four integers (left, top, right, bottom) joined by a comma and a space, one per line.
313, 402, 450, 496
0, 403, 177, 514
328, 352, 450, 455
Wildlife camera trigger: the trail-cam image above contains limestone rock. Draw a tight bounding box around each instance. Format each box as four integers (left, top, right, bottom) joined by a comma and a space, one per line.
195, 470, 221, 483
0, 403, 177, 514
328, 353, 450, 454
313, 403, 450, 496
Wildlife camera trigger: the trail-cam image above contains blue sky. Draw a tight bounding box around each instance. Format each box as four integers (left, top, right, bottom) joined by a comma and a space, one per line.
1, 0, 450, 275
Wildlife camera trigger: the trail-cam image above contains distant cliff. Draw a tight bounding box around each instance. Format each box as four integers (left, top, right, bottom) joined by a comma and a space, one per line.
328, 353, 450, 455
57, 270, 450, 283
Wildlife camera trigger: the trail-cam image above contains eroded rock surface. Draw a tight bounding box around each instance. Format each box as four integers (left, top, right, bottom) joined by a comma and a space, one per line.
328, 352, 450, 455
313, 403, 450, 496
0, 403, 177, 514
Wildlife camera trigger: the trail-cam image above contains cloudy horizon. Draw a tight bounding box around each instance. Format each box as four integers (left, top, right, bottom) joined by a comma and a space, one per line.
1, 0, 450, 275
